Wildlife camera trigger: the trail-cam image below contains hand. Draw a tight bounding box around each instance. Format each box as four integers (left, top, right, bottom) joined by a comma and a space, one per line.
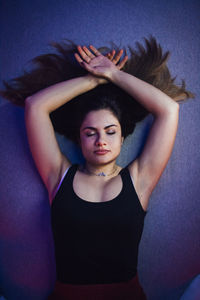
74, 45, 128, 84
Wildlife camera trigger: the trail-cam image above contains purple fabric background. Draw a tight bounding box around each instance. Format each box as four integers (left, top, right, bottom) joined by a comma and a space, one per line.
0, 0, 200, 299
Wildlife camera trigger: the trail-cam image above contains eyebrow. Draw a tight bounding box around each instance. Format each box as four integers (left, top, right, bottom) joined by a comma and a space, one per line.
82, 124, 118, 131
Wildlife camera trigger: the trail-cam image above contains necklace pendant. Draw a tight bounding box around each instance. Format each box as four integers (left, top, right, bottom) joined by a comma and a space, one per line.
97, 172, 106, 176
83, 165, 118, 177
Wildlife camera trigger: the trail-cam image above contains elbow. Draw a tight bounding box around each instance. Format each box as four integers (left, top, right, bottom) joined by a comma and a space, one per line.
155, 101, 179, 121
166, 102, 179, 124
171, 101, 179, 115
25, 95, 42, 110
24, 96, 39, 115
25, 96, 33, 107
25, 96, 32, 102
173, 101, 179, 111
166, 100, 179, 116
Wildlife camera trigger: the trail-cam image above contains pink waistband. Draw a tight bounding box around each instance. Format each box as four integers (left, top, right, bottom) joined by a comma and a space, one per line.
48, 275, 146, 300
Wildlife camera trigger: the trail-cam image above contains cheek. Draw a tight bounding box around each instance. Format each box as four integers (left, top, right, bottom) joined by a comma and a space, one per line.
107, 138, 122, 155
116, 141, 122, 153
112, 135, 123, 147
80, 136, 93, 151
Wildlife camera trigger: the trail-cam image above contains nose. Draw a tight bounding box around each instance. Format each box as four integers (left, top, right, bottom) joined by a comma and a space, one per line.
95, 134, 106, 147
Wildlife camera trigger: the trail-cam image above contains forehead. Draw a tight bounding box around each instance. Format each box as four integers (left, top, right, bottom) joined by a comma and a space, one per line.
81, 109, 120, 128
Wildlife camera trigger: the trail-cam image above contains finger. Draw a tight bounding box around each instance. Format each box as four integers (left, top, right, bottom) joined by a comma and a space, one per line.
74, 53, 84, 64
117, 55, 128, 69
77, 46, 91, 63
112, 49, 124, 64
89, 45, 102, 56
74, 53, 94, 70
106, 50, 115, 60
109, 50, 116, 61
82, 46, 95, 59
117, 55, 129, 69
74, 53, 90, 70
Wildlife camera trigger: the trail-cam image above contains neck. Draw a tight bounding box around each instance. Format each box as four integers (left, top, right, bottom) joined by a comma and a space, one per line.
83, 162, 119, 177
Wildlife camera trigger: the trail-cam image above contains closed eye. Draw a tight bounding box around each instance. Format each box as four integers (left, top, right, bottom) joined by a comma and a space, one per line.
85, 132, 96, 136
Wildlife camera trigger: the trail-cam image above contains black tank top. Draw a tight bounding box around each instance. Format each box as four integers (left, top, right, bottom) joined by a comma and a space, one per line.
51, 165, 146, 284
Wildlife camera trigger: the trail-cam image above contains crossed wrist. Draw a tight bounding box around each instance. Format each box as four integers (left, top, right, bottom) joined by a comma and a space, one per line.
85, 74, 108, 87
108, 69, 122, 83
84, 74, 99, 87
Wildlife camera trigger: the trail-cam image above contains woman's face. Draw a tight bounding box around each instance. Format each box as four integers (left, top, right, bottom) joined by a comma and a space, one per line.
79, 109, 123, 166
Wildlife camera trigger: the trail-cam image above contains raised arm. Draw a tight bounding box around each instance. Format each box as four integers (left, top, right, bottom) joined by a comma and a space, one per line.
25, 76, 99, 202
25, 49, 127, 203
109, 70, 179, 211
75, 45, 179, 211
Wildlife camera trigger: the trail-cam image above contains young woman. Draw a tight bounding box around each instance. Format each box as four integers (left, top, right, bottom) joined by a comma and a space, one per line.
1, 37, 193, 299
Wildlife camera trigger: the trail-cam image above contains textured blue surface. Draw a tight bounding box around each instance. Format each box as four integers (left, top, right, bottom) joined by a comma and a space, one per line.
0, 0, 200, 299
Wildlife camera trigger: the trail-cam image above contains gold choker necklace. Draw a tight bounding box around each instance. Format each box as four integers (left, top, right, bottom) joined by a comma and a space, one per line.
83, 165, 118, 177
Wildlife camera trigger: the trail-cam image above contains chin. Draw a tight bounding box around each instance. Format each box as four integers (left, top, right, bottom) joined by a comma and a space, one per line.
87, 155, 119, 166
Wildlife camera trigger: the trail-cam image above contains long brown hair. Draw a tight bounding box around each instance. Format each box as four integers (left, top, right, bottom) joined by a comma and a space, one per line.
0, 36, 194, 142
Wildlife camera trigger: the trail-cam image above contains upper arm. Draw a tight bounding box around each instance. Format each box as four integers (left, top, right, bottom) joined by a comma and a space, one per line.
129, 103, 179, 209
25, 98, 71, 196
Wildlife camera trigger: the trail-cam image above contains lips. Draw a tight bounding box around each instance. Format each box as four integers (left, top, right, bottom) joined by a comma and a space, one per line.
94, 149, 110, 155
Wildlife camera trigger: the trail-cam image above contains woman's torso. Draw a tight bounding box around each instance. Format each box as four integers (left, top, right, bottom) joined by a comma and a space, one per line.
51, 164, 146, 285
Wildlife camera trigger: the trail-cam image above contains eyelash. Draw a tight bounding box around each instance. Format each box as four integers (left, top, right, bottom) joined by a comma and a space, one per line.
86, 133, 95, 137
86, 131, 116, 137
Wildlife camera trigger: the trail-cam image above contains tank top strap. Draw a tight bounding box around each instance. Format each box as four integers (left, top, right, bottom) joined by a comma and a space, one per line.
62, 164, 78, 186
119, 166, 134, 190
68, 164, 79, 177
119, 166, 146, 214
52, 164, 78, 202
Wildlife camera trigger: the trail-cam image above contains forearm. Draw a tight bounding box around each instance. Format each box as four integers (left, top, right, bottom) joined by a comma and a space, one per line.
25, 75, 98, 113
109, 70, 179, 116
